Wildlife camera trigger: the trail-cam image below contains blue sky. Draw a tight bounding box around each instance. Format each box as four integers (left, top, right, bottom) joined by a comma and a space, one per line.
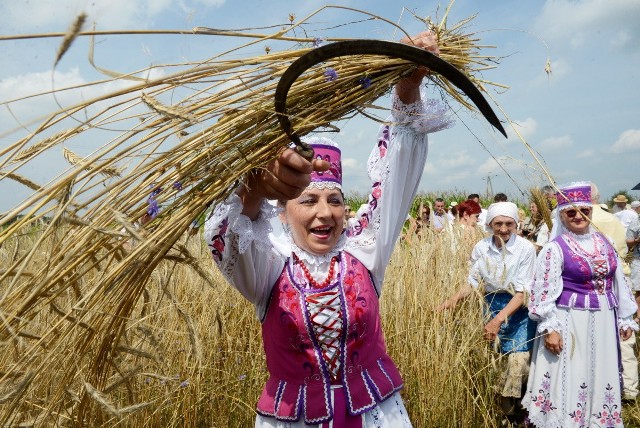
1, 0, 639, 214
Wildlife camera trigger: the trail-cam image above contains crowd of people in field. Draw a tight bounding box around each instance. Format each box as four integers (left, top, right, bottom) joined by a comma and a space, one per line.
389, 186, 640, 427
200, 29, 640, 428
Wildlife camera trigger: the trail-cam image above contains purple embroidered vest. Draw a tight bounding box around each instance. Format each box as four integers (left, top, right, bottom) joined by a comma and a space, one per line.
256, 251, 403, 425
554, 232, 618, 310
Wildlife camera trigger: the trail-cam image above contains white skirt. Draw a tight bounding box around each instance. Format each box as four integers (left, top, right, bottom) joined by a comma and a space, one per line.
255, 389, 412, 428
523, 295, 624, 428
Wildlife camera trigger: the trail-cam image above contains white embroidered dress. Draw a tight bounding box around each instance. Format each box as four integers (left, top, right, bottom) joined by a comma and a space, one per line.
523, 229, 638, 428
204, 91, 452, 428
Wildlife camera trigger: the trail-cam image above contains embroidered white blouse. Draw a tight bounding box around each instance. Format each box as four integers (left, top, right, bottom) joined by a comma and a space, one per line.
528, 231, 638, 335
204, 91, 453, 320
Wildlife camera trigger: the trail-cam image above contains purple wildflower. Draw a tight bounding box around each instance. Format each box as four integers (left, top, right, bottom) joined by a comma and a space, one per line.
179, 379, 190, 388
149, 186, 162, 199
324, 67, 338, 82
358, 76, 372, 89
239, 374, 247, 381
172, 181, 182, 191
147, 199, 159, 219
313, 37, 325, 48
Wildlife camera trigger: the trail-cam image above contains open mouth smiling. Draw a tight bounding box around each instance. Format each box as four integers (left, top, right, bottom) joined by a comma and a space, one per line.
310, 225, 332, 238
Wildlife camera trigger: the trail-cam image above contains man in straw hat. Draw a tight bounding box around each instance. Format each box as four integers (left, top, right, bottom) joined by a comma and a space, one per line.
613, 194, 630, 214
205, 31, 454, 427
438, 201, 537, 424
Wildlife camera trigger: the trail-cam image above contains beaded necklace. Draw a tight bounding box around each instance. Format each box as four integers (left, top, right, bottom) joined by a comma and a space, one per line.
293, 253, 338, 289
564, 232, 603, 259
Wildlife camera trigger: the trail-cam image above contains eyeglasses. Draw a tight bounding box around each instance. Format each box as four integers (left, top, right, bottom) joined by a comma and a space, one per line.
564, 208, 591, 218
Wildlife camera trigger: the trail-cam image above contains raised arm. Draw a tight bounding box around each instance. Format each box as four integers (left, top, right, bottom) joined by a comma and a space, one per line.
345, 31, 453, 290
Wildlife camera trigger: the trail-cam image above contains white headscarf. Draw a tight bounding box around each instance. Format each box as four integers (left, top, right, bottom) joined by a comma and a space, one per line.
485, 202, 519, 233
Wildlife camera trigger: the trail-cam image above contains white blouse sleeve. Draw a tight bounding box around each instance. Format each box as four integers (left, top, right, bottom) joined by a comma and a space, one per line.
467, 241, 483, 289
529, 242, 565, 334
203, 191, 285, 317
514, 241, 537, 294
345, 89, 453, 293
615, 257, 639, 331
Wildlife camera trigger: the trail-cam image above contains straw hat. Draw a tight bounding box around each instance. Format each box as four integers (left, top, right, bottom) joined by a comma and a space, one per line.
613, 194, 629, 203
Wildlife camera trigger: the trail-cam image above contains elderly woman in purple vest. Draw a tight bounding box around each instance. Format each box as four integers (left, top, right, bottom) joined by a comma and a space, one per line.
204, 31, 453, 428
523, 181, 638, 428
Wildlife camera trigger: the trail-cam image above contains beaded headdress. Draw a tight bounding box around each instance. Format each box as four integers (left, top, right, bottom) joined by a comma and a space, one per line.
303, 136, 342, 190
555, 181, 592, 211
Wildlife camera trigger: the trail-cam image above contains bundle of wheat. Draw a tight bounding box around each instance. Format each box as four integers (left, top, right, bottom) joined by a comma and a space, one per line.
0, 5, 506, 425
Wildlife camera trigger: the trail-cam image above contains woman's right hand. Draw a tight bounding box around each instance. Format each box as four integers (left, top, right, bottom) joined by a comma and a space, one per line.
239, 148, 329, 219
544, 330, 563, 355
436, 299, 455, 311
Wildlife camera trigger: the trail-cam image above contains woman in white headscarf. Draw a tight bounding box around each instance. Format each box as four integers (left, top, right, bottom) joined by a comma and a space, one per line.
523, 182, 638, 428
438, 202, 537, 423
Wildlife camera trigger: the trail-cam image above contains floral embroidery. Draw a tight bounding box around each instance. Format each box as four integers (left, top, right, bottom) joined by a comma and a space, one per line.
208, 217, 228, 261
557, 190, 587, 205
530, 249, 554, 313
343, 257, 367, 351
568, 382, 588, 426
592, 384, 622, 427
347, 126, 389, 238
530, 372, 556, 414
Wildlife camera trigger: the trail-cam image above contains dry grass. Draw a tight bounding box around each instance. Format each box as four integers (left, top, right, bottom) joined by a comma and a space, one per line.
0, 224, 493, 427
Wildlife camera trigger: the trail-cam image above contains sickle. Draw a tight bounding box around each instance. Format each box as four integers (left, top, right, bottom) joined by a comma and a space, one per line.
274, 40, 507, 159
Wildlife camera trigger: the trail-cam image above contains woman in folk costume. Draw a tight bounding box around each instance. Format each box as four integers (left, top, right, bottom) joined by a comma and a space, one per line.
204, 31, 453, 427
438, 202, 538, 423
523, 182, 638, 428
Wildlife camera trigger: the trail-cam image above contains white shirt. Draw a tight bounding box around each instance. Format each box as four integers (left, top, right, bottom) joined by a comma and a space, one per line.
478, 208, 488, 227
615, 208, 639, 230
467, 233, 537, 293
432, 211, 454, 231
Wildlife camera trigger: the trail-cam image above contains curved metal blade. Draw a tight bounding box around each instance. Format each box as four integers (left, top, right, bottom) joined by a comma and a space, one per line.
274, 39, 507, 151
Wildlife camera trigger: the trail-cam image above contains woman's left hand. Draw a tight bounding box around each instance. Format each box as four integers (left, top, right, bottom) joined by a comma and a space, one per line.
396, 31, 440, 104
483, 317, 502, 342
620, 328, 633, 341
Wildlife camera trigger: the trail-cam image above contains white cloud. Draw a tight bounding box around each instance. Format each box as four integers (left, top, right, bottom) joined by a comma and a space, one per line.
505, 118, 537, 143
0, 68, 87, 126
477, 156, 526, 176
477, 157, 505, 176
577, 149, 595, 159
441, 171, 470, 184
423, 161, 436, 175
438, 150, 476, 169
611, 129, 640, 153
342, 158, 359, 169
0, 66, 167, 130
0, 0, 225, 31
538, 136, 573, 151
534, 0, 640, 52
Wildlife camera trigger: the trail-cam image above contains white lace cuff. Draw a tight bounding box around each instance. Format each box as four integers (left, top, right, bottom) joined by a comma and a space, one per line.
391, 88, 454, 134
536, 316, 563, 335
205, 192, 278, 255
618, 317, 640, 332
